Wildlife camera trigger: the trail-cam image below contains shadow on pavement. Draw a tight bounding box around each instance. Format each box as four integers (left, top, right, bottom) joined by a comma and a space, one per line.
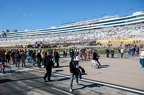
74, 83, 103, 91
101, 65, 109, 68
54, 69, 64, 73
0, 79, 12, 83
56, 77, 70, 81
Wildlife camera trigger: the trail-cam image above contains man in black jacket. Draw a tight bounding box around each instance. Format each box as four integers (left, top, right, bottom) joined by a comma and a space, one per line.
69, 59, 79, 92
93, 49, 102, 68
43, 51, 53, 82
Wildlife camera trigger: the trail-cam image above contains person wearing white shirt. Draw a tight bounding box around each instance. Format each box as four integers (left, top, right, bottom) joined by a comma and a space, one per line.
139, 48, 144, 68
120, 48, 124, 58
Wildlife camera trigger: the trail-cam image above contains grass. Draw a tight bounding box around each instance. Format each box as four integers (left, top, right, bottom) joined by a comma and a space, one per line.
0, 46, 127, 55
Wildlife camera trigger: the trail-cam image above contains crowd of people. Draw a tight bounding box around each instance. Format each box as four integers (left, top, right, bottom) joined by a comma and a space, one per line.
0, 48, 60, 73
0, 45, 144, 92
0, 22, 144, 47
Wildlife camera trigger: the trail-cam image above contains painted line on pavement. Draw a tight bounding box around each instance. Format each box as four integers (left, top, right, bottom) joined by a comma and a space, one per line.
53, 73, 144, 95
51, 87, 74, 95
11, 69, 144, 94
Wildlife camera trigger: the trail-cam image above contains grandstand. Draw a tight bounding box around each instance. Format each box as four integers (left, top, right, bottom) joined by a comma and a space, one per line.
0, 11, 144, 47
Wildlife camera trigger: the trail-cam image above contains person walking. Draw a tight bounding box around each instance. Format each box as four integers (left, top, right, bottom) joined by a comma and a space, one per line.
15, 51, 21, 68
105, 48, 110, 58
21, 50, 26, 67
69, 58, 80, 92
139, 48, 144, 68
0, 53, 6, 73
69, 49, 74, 61
36, 50, 42, 68
31, 50, 36, 67
110, 49, 114, 58
43, 51, 53, 82
120, 48, 124, 58
53, 50, 60, 67
93, 49, 102, 68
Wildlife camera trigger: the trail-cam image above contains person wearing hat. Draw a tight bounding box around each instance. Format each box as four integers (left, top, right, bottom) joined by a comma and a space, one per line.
139, 48, 144, 68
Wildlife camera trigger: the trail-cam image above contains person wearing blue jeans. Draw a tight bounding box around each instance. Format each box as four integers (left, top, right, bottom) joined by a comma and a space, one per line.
120, 48, 124, 58
0, 54, 6, 73
139, 48, 144, 68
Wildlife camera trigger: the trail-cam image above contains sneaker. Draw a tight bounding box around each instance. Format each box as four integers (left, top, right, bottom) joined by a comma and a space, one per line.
48, 79, 52, 82
69, 88, 72, 92
77, 82, 79, 85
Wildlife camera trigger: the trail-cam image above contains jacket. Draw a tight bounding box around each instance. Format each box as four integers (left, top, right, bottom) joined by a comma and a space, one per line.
69, 60, 78, 74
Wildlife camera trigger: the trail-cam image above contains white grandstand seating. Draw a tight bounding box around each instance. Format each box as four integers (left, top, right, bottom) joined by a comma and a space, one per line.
0, 22, 144, 46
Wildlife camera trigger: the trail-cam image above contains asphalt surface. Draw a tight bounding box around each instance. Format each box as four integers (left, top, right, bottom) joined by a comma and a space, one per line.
0, 54, 144, 95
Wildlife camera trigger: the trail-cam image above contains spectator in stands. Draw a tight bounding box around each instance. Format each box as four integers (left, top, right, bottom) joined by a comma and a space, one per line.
139, 48, 144, 68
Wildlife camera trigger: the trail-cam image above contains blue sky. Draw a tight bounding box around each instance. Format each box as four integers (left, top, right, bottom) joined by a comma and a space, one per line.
0, 0, 144, 32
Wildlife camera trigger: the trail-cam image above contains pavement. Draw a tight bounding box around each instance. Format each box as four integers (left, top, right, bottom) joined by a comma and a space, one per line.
0, 53, 144, 94
52, 54, 144, 91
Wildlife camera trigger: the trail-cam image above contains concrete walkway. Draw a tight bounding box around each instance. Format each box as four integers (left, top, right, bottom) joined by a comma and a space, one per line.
53, 54, 144, 91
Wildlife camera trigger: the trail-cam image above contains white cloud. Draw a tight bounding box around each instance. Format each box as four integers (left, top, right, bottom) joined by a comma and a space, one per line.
23, 13, 34, 17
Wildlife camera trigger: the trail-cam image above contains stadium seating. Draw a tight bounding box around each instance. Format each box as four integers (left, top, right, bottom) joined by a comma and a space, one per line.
0, 22, 144, 47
